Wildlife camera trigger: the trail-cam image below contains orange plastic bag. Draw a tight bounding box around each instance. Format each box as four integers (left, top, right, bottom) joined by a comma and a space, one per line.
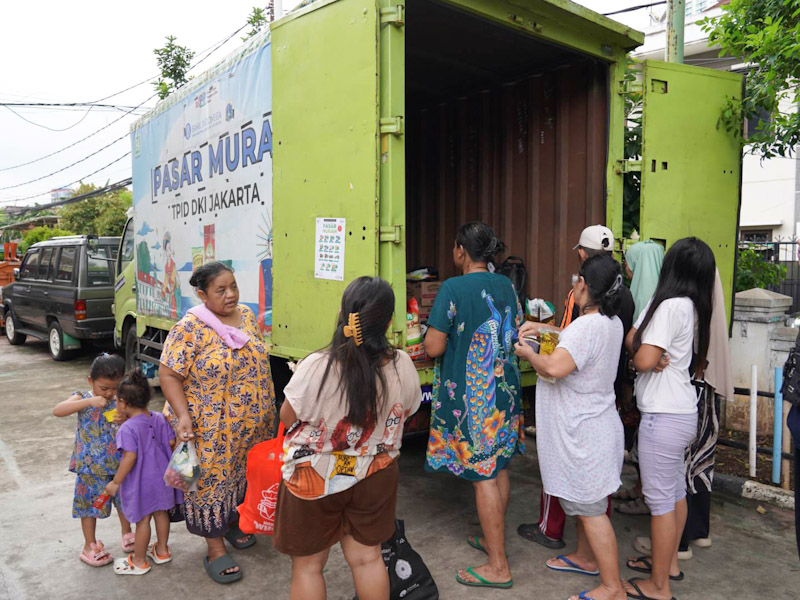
237, 423, 285, 535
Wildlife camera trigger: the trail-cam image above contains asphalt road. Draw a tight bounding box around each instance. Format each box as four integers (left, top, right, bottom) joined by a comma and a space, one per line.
0, 336, 799, 599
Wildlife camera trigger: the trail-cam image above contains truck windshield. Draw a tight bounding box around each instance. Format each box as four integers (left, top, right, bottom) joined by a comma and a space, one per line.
86, 246, 115, 286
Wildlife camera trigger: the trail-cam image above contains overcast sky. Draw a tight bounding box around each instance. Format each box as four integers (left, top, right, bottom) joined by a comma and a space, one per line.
0, 1, 655, 208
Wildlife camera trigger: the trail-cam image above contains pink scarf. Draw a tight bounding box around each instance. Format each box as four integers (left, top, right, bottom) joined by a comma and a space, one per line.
188, 304, 250, 349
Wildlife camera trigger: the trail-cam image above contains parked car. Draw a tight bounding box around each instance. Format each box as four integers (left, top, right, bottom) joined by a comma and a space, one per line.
1, 235, 119, 360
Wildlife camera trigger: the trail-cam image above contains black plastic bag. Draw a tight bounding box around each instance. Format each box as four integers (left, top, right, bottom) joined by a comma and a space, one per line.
783, 346, 800, 407
355, 519, 439, 600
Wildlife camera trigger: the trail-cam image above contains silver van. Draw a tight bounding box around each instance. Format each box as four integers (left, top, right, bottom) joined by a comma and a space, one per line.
1, 235, 119, 360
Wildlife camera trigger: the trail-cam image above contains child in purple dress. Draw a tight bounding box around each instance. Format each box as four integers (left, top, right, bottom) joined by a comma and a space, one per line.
105, 370, 182, 575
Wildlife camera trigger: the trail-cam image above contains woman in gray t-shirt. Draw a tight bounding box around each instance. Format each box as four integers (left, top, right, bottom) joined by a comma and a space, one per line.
514, 254, 626, 600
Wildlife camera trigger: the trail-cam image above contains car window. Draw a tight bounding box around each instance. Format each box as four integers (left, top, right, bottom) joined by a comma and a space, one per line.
118, 221, 134, 275
104, 244, 119, 260
55, 247, 76, 282
37, 247, 54, 280
86, 247, 112, 286
20, 249, 40, 279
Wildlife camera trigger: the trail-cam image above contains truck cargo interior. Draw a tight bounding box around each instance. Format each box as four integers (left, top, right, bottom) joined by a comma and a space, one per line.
405, 0, 610, 307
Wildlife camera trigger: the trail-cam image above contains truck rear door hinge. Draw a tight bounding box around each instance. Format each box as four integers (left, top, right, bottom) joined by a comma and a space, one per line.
379, 116, 404, 135
379, 225, 403, 244
380, 5, 405, 26
618, 80, 643, 96
615, 159, 642, 174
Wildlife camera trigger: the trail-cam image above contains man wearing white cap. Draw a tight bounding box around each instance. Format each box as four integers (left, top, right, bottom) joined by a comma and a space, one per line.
517, 225, 635, 558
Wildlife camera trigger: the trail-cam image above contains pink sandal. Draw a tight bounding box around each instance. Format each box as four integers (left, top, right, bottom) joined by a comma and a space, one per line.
122, 533, 136, 553
80, 540, 113, 567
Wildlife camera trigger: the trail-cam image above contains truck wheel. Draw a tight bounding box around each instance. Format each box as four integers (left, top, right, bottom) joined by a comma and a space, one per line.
5, 309, 26, 345
124, 326, 140, 371
48, 321, 72, 361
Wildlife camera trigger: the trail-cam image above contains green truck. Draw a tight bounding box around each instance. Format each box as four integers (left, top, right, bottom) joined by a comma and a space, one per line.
114, 0, 742, 399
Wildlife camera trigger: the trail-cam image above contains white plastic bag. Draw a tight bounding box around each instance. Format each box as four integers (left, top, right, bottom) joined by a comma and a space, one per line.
163, 441, 201, 492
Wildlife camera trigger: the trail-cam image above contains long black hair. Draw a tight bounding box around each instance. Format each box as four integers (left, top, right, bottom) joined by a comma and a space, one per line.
578, 253, 624, 318
455, 221, 506, 266
633, 237, 716, 371
318, 277, 397, 428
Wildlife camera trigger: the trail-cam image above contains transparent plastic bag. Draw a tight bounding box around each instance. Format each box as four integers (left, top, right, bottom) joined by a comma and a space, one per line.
163, 441, 200, 492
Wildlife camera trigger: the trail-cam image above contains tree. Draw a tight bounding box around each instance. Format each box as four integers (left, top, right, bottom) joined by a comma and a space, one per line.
19, 226, 75, 254
153, 35, 195, 100
702, 0, 800, 159
243, 6, 269, 40
735, 247, 787, 291
59, 184, 132, 236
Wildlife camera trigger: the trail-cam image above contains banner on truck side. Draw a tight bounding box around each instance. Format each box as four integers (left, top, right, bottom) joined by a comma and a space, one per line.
130, 33, 273, 333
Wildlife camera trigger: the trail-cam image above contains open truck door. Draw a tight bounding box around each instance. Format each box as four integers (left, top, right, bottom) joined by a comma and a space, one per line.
270, 0, 405, 360
634, 60, 743, 316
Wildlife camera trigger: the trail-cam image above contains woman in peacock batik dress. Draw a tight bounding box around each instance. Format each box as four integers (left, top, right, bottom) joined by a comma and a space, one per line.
424, 221, 523, 590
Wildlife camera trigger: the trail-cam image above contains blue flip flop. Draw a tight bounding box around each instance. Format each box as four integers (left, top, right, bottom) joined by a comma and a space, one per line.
579, 592, 597, 600
546, 555, 600, 576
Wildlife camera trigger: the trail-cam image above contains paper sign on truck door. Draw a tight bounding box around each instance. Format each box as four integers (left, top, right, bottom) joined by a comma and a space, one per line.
314, 218, 345, 281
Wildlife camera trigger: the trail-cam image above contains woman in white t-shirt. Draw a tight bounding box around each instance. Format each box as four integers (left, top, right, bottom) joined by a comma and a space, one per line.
622, 238, 716, 600
514, 254, 627, 600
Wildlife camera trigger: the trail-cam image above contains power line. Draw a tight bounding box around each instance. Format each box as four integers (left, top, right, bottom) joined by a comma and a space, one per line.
1, 102, 148, 110
603, 2, 667, 16
2, 104, 96, 132
0, 131, 129, 190
0, 93, 157, 172
7, 177, 133, 215
0, 153, 131, 205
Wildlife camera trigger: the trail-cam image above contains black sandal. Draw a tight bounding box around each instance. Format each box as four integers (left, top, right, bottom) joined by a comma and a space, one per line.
626, 556, 684, 581
224, 521, 257, 549
626, 578, 676, 600
516, 523, 566, 549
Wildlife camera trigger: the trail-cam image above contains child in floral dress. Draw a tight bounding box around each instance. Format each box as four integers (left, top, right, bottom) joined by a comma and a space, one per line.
53, 353, 132, 566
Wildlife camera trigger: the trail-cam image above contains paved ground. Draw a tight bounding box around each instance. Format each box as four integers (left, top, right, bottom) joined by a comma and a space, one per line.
1, 336, 799, 600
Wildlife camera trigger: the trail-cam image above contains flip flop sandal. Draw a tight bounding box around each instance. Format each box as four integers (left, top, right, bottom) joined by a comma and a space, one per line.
625, 577, 676, 600
224, 522, 256, 549
612, 487, 642, 501
545, 555, 600, 577
466, 536, 508, 557
578, 591, 598, 600
204, 554, 243, 584
146, 543, 172, 565
455, 567, 513, 589
80, 541, 113, 567
626, 556, 684, 581
122, 533, 136, 553
517, 523, 566, 549
616, 498, 650, 515
113, 554, 151, 576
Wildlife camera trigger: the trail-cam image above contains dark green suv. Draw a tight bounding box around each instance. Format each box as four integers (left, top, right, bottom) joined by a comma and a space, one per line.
1, 235, 119, 360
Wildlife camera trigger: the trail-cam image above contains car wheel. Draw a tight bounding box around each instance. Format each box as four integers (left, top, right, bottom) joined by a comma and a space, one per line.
124, 325, 140, 371
5, 309, 26, 345
48, 321, 71, 361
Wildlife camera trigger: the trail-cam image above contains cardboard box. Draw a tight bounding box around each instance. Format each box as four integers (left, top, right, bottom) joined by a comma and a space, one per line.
407, 281, 441, 308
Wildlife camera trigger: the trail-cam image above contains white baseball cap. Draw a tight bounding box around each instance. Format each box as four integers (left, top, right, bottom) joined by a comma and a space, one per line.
574, 224, 613, 251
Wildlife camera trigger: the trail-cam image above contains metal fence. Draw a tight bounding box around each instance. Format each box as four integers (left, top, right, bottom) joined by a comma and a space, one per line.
740, 239, 800, 313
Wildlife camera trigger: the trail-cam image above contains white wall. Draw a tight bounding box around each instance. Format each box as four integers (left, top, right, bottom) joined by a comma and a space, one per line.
741, 153, 797, 240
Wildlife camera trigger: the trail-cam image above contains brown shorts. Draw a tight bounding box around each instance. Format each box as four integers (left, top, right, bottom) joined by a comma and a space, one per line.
273, 459, 398, 556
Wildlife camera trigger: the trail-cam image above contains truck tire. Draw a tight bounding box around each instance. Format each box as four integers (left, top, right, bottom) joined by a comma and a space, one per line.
48, 321, 73, 361
5, 309, 26, 345
124, 326, 140, 372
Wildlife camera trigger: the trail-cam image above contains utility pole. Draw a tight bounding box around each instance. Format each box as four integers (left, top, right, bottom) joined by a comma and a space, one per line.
665, 0, 685, 63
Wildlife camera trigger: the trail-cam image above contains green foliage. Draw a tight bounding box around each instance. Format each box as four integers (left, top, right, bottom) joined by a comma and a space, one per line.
19, 226, 75, 254
736, 247, 787, 292
243, 6, 268, 40
623, 56, 642, 238
153, 35, 195, 100
701, 0, 800, 159
59, 184, 132, 236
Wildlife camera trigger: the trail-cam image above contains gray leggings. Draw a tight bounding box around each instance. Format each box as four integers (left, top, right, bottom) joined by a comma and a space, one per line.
638, 412, 697, 516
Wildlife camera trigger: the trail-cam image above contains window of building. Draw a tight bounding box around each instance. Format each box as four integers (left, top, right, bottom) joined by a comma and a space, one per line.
740, 230, 773, 243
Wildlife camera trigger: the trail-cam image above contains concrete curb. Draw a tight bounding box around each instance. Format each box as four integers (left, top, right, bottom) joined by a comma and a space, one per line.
715, 472, 795, 510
